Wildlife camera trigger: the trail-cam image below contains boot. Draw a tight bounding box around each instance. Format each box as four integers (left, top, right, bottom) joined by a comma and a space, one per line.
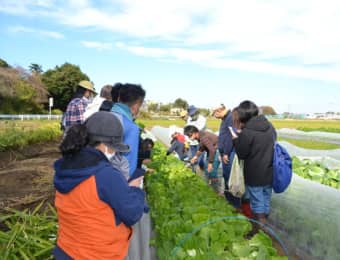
246, 213, 266, 239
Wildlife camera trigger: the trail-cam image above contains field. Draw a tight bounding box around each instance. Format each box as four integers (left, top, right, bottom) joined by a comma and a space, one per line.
138, 118, 340, 132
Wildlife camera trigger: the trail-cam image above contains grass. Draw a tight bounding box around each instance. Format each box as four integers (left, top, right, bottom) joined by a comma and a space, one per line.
138, 118, 340, 133
278, 137, 340, 150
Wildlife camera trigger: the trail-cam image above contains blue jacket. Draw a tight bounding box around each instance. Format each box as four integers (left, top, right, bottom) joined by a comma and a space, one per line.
54, 147, 146, 226
112, 103, 140, 176
218, 110, 234, 157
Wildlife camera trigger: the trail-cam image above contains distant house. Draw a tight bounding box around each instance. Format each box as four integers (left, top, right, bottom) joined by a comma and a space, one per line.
170, 107, 183, 115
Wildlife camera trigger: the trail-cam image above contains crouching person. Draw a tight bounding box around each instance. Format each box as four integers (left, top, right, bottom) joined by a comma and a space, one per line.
53, 112, 145, 260
184, 125, 222, 194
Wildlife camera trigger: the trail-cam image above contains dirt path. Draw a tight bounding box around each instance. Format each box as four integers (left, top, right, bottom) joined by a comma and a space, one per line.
0, 140, 60, 211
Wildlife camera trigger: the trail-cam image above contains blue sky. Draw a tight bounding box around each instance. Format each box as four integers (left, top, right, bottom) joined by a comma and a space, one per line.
0, 0, 339, 114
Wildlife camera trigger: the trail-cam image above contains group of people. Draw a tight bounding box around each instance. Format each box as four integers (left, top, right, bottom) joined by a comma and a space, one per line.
54, 80, 277, 259
167, 101, 276, 236
54, 81, 152, 259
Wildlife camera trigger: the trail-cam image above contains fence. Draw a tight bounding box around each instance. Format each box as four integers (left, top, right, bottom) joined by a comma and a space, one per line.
0, 114, 62, 120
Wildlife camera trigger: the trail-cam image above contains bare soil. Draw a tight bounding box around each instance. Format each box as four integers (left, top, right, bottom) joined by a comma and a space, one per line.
0, 140, 61, 211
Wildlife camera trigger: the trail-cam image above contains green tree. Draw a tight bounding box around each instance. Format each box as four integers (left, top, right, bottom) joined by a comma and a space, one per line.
148, 102, 159, 112
173, 98, 188, 109
29, 63, 43, 74
42, 63, 90, 110
0, 58, 10, 68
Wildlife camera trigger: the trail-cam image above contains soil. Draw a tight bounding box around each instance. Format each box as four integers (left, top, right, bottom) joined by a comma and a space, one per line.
0, 140, 61, 211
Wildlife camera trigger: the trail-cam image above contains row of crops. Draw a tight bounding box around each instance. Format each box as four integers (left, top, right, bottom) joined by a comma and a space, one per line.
146, 143, 287, 259
292, 156, 340, 189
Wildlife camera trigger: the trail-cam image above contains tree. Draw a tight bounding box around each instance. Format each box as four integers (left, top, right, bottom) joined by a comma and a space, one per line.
173, 98, 188, 109
260, 106, 277, 115
0, 58, 10, 68
160, 103, 171, 113
42, 63, 90, 110
29, 63, 43, 74
148, 102, 159, 112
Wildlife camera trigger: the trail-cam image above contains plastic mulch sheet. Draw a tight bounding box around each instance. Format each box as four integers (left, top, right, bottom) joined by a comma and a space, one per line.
269, 174, 340, 260
277, 128, 340, 145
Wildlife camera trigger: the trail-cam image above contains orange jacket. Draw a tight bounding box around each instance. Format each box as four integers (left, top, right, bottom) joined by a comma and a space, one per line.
53, 148, 145, 259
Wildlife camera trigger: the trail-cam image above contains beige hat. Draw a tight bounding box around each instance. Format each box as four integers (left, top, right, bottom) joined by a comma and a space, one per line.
78, 80, 96, 93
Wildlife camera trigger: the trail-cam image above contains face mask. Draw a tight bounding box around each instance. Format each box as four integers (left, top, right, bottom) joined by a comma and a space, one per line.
104, 146, 115, 161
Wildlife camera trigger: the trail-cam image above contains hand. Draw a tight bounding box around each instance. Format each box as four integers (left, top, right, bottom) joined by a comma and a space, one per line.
142, 159, 152, 165
128, 176, 144, 187
223, 154, 229, 164
207, 163, 213, 173
146, 168, 155, 173
190, 156, 198, 164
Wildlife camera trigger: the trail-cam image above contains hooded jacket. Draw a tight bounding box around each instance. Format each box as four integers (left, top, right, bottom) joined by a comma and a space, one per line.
53, 147, 145, 260
233, 115, 276, 186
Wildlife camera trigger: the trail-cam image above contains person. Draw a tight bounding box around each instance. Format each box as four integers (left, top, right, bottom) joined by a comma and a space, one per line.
166, 131, 188, 161
84, 84, 113, 120
230, 100, 276, 234
53, 112, 146, 259
137, 138, 154, 169
181, 105, 207, 172
212, 104, 241, 208
111, 83, 146, 176
63, 80, 96, 132
184, 125, 221, 194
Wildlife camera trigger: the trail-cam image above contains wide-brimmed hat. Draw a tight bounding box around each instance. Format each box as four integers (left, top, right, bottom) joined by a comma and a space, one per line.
85, 112, 130, 153
78, 80, 96, 94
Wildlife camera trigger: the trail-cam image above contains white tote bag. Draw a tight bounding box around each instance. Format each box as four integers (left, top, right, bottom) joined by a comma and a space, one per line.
228, 154, 245, 198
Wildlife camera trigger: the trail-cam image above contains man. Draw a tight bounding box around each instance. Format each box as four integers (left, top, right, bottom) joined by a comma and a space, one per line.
111, 83, 146, 176
181, 105, 207, 171
184, 125, 221, 194
63, 80, 96, 131
212, 104, 240, 208
84, 84, 113, 119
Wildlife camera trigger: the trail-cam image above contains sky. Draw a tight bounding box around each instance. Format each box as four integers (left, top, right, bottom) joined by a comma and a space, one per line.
0, 0, 339, 114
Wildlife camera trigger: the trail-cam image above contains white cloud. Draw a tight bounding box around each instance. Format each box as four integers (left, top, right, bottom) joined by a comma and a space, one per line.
9, 26, 64, 39
81, 41, 112, 50
2, 0, 340, 82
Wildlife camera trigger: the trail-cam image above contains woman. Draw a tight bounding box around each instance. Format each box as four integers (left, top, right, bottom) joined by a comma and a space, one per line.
230, 101, 276, 232
53, 112, 145, 259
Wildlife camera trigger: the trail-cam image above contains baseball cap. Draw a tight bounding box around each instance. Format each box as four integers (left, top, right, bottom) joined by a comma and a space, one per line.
78, 80, 96, 94
85, 112, 130, 153
187, 105, 198, 116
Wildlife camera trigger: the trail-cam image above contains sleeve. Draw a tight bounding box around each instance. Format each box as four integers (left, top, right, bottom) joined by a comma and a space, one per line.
233, 131, 252, 159
201, 136, 216, 163
222, 115, 234, 156
96, 167, 145, 227
167, 141, 178, 155
123, 120, 140, 175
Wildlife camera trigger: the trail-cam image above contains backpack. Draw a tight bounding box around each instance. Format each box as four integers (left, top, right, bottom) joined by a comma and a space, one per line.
272, 141, 293, 193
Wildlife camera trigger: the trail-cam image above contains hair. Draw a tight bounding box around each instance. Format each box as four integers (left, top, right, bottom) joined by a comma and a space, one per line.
183, 125, 199, 137
118, 83, 146, 107
231, 107, 241, 129
237, 100, 259, 124
140, 138, 154, 151
111, 83, 124, 103
73, 86, 87, 99
100, 85, 113, 101
60, 125, 89, 156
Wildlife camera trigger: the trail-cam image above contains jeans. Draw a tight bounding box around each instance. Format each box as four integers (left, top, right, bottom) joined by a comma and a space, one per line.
246, 185, 272, 214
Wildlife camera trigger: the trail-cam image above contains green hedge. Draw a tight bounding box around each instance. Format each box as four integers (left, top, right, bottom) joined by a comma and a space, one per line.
0, 122, 61, 152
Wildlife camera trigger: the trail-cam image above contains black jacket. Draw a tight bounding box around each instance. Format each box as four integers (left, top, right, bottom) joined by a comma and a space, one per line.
233, 115, 276, 186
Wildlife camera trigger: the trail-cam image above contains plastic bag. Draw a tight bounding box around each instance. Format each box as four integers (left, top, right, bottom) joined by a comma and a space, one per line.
228, 154, 245, 198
